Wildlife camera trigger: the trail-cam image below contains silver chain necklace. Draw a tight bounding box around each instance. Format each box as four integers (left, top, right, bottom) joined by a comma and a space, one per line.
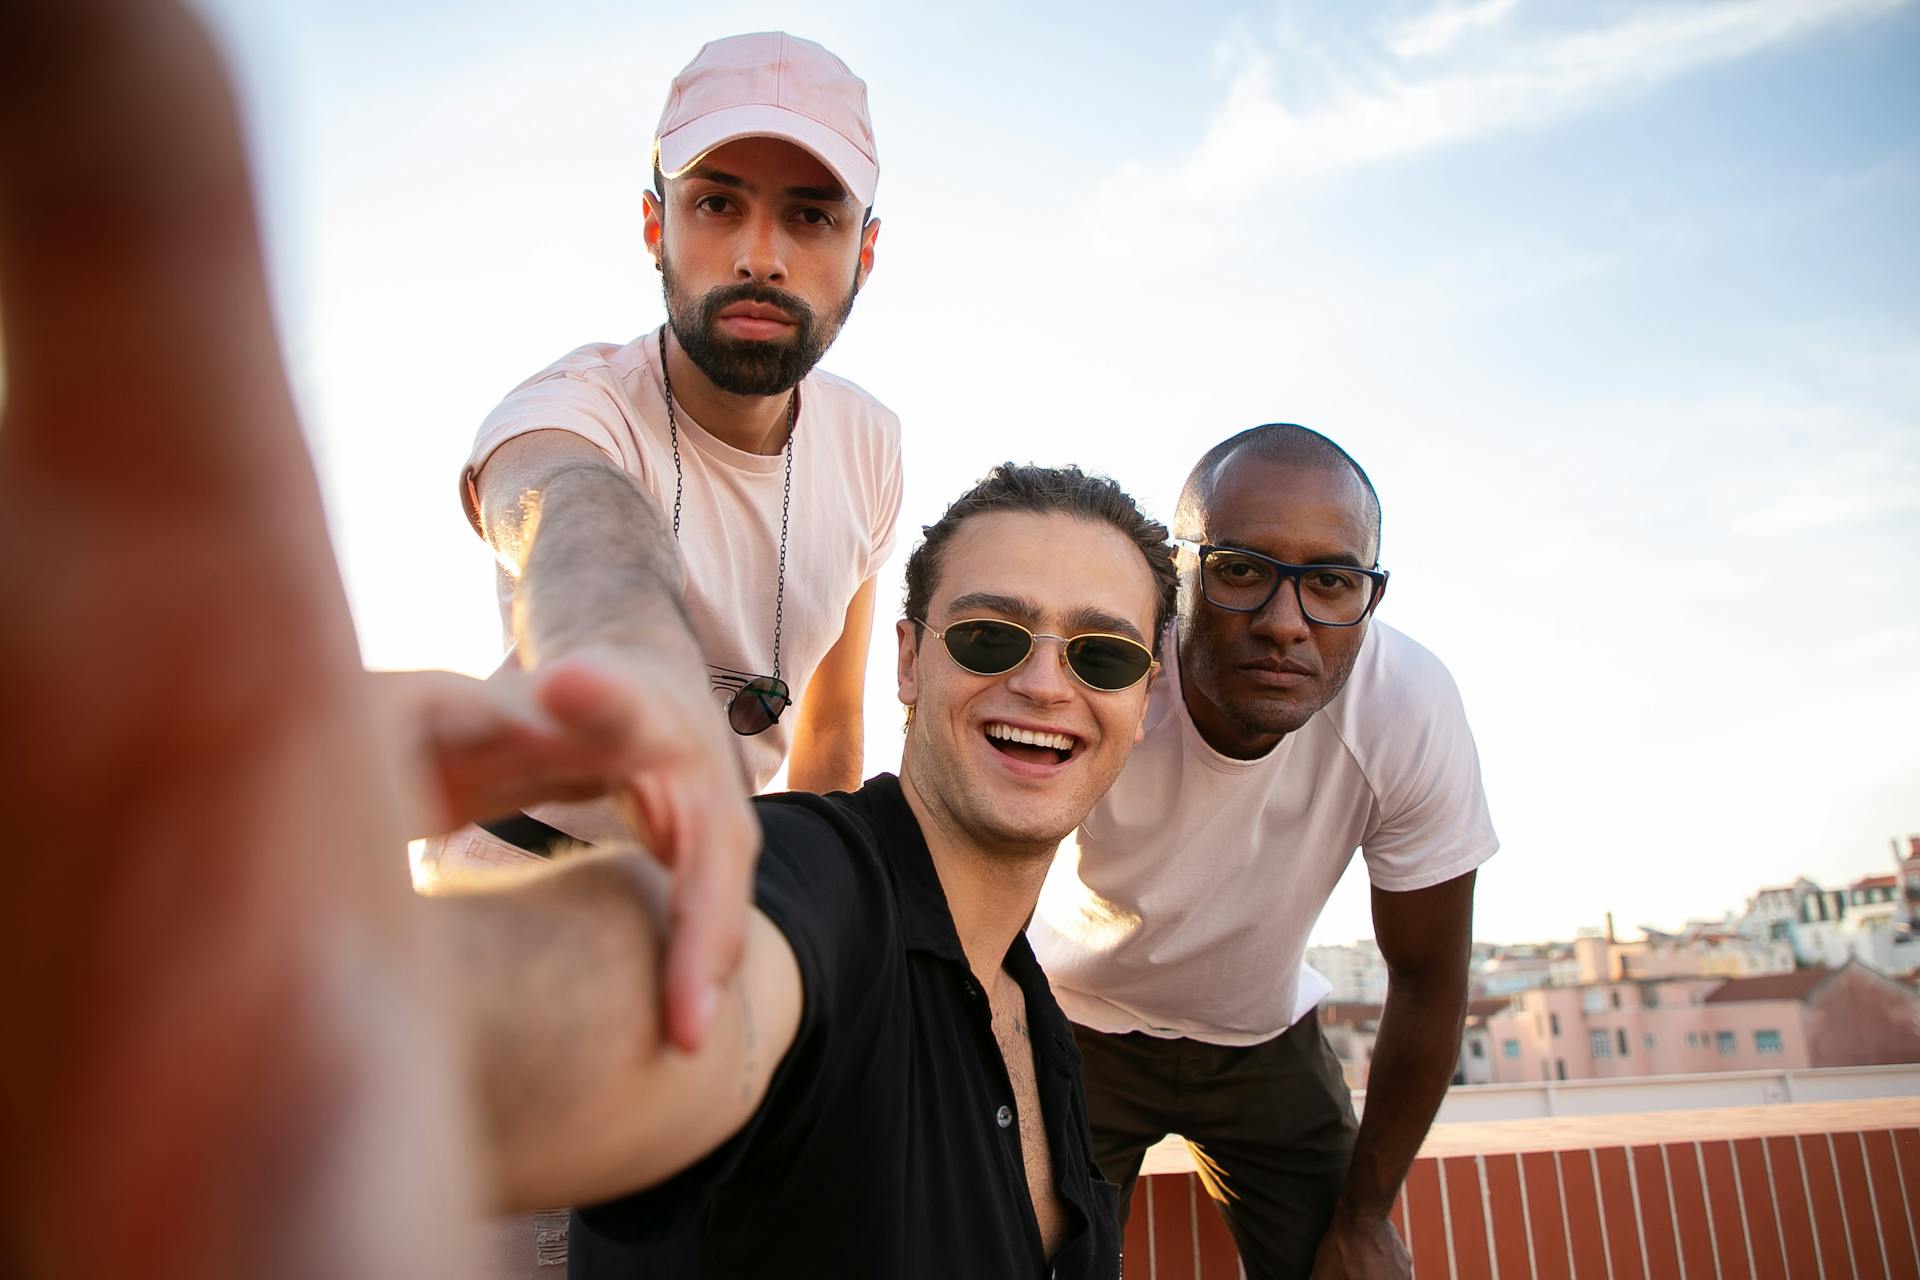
659, 327, 794, 682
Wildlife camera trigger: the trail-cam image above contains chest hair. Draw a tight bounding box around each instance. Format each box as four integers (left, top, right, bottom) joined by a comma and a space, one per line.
991, 981, 1069, 1259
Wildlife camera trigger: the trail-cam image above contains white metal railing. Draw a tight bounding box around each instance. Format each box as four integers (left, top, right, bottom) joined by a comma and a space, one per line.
1140, 1062, 1920, 1176
1390, 1061, 1920, 1123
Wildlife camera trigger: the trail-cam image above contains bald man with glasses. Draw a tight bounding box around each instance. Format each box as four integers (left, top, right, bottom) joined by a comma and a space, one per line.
1031, 425, 1499, 1280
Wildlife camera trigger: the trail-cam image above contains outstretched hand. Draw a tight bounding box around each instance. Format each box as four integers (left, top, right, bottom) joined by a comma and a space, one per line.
536, 649, 762, 1054
376, 663, 666, 837
383, 656, 763, 1054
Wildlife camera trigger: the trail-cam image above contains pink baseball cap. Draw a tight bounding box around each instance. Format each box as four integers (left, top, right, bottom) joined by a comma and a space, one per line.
654, 32, 879, 208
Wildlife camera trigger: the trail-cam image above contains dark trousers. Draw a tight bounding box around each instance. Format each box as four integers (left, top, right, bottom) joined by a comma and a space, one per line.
1073, 1012, 1358, 1280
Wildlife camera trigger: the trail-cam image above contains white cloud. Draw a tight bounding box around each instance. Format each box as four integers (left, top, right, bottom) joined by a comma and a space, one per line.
1390, 0, 1523, 61
1138, 0, 1910, 199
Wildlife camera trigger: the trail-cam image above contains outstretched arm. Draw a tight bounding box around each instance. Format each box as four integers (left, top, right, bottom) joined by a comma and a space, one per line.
429, 850, 803, 1212
386, 660, 809, 1209
1312, 871, 1476, 1280
472, 429, 761, 1051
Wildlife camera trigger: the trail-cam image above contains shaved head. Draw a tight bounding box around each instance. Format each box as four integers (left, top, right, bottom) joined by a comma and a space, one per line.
1176, 424, 1382, 565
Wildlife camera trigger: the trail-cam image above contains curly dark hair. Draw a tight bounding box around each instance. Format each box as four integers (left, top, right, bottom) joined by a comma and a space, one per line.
902, 462, 1177, 645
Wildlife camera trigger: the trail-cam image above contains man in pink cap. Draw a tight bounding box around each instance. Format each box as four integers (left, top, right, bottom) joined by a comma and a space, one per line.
422, 29, 893, 1027
414, 31, 900, 1274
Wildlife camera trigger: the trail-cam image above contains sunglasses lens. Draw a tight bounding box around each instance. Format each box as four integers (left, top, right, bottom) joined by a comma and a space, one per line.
1066, 636, 1155, 691
727, 676, 790, 736
941, 619, 1033, 675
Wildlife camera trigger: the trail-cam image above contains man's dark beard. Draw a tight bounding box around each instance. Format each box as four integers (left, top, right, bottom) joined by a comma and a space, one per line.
661, 252, 859, 397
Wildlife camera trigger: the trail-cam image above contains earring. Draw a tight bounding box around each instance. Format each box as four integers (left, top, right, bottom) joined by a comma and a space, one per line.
903, 703, 916, 732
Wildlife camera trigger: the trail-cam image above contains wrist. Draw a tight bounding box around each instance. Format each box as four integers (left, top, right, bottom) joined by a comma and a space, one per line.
1329, 1198, 1394, 1231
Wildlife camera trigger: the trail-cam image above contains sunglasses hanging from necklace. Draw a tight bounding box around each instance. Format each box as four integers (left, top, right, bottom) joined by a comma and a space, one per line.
660, 327, 794, 736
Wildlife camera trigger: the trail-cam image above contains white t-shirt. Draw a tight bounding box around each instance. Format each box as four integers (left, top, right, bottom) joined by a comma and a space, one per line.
1029, 620, 1497, 1047
426, 329, 902, 862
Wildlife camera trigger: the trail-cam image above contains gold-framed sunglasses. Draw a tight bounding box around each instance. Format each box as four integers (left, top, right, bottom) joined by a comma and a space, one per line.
914, 618, 1158, 692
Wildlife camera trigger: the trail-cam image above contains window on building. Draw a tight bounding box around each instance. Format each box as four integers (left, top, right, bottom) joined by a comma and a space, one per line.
1610, 990, 1622, 1009
1590, 1029, 1611, 1058
1469, 1040, 1485, 1059
1716, 1031, 1736, 1055
1755, 1030, 1784, 1055
1504, 1039, 1521, 1059
1550, 1013, 1561, 1037
1617, 1029, 1630, 1057
1645, 988, 1660, 1009
1687, 1032, 1699, 1049
1644, 1033, 1656, 1050
1555, 1059, 1567, 1081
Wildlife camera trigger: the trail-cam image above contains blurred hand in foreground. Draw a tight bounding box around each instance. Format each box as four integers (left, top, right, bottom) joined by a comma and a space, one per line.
4, 4, 508, 1275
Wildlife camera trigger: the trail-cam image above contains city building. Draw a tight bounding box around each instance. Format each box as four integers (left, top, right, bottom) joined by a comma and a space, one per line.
1897, 833, 1920, 928
1304, 940, 1388, 1004
1319, 1002, 1382, 1090
1469, 942, 1567, 997
1485, 960, 1920, 1084
1609, 924, 1795, 981
1730, 836, 1920, 971
1453, 997, 1507, 1086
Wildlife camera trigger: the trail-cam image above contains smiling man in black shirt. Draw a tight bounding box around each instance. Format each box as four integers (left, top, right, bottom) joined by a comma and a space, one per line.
448, 463, 1176, 1278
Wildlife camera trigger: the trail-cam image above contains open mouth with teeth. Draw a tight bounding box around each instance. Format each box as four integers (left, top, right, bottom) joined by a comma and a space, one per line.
983, 721, 1079, 766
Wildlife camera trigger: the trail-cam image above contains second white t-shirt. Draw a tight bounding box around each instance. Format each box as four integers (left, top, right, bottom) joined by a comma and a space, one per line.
1029, 619, 1497, 1046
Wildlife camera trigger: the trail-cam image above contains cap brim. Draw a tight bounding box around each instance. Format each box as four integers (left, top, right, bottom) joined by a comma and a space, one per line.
657, 104, 878, 208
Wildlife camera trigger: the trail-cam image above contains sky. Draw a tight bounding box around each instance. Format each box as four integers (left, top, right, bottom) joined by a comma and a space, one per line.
194, 0, 1920, 948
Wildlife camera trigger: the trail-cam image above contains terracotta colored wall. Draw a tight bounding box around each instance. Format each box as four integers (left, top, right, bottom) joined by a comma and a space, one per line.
1130, 1124, 1920, 1279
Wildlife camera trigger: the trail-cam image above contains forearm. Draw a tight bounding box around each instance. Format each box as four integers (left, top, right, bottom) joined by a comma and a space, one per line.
1336, 975, 1467, 1219
508, 463, 701, 667
786, 714, 864, 793
428, 851, 800, 1211
431, 852, 668, 1203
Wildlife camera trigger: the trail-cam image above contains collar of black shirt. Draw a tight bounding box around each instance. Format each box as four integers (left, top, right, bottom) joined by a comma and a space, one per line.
845, 773, 1085, 1073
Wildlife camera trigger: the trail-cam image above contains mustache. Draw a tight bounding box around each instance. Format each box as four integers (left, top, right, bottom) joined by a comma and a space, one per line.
696, 280, 818, 331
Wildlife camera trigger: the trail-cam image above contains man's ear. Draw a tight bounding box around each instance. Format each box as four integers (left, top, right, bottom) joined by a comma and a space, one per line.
894, 616, 918, 709
642, 190, 664, 266
1132, 669, 1158, 744
1366, 577, 1388, 619
855, 217, 881, 290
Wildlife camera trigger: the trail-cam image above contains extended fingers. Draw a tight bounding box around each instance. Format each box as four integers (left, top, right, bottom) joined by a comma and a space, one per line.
535, 652, 760, 1050
660, 793, 760, 1052
537, 657, 660, 759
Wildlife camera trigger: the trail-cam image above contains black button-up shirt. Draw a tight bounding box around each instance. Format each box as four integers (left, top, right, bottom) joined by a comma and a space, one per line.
570, 774, 1121, 1278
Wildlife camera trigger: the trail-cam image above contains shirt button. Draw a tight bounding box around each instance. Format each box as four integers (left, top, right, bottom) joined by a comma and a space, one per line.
996, 1105, 1013, 1129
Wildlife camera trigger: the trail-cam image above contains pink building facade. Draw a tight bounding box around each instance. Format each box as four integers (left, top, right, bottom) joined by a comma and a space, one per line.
1485, 961, 1920, 1084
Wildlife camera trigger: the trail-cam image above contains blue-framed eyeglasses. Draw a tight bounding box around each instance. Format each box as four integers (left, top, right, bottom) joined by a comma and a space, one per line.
1173, 538, 1387, 627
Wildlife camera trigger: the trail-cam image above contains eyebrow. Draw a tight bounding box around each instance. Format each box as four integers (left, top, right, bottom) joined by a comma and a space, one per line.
683, 167, 852, 205
940, 592, 1149, 644
786, 182, 850, 204
685, 166, 746, 189
1209, 539, 1371, 570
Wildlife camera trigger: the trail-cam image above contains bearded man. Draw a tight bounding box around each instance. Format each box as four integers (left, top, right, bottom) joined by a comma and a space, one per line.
410, 32, 902, 1275
420, 28, 901, 1041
